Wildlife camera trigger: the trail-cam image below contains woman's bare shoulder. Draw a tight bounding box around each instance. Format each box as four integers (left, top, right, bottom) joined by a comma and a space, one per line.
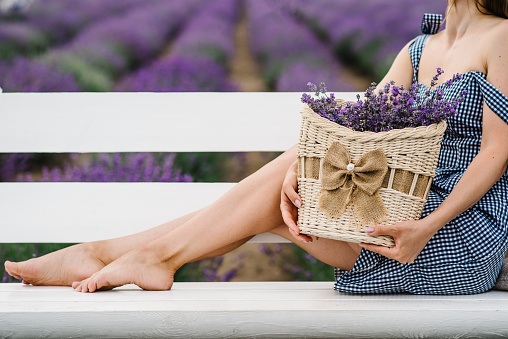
485, 19, 508, 94
486, 19, 508, 57
484, 18, 508, 53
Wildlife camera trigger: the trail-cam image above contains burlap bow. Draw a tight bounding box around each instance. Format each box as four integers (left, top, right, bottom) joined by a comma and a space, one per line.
317, 142, 388, 225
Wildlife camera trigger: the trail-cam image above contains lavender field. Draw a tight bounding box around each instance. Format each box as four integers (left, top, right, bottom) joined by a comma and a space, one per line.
1, 0, 447, 283
0, 0, 447, 92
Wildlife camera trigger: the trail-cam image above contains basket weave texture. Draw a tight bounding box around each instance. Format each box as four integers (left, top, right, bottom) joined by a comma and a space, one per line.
297, 99, 447, 247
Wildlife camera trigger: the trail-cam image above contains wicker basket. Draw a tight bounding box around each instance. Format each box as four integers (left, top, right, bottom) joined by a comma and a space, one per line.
297, 99, 447, 247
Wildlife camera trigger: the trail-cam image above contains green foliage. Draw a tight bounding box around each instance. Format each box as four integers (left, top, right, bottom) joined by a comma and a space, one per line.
39, 53, 113, 92
179, 45, 228, 67
290, 246, 335, 281
174, 153, 232, 182
0, 28, 52, 60
258, 244, 335, 282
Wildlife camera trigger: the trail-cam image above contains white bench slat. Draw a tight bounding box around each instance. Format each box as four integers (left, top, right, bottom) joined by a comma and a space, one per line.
1, 282, 508, 338
0, 92, 359, 153
0, 182, 288, 243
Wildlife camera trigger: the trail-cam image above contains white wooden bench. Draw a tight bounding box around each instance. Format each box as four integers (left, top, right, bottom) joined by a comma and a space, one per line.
1, 92, 508, 338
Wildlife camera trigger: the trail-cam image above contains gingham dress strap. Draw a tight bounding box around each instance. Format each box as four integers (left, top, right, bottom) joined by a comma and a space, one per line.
408, 35, 429, 84
421, 13, 443, 35
472, 72, 508, 124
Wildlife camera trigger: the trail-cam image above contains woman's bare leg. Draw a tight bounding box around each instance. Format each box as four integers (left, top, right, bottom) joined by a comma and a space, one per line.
5, 147, 295, 286
4, 210, 202, 286
73, 146, 361, 292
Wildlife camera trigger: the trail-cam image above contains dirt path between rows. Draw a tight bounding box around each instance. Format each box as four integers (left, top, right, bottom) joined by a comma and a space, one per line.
229, 7, 267, 92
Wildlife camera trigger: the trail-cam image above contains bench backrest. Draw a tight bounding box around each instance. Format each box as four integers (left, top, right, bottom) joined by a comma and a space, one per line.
0, 92, 359, 243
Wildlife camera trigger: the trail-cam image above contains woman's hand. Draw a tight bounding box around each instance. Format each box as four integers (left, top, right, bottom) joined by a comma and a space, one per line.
280, 160, 314, 243
360, 218, 437, 264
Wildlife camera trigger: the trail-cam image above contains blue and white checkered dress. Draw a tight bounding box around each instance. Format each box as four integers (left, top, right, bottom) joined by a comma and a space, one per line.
334, 15, 508, 295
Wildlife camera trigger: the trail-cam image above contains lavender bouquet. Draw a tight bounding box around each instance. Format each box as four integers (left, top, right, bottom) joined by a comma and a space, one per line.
296, 69, 466, 247
301, 68, 466, 132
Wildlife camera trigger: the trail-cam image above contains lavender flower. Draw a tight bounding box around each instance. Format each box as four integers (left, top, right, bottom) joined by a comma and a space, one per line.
0, 57, 80, 92
280, 0, 445, 78
0, 153, 32, 181
117, 0, 239, 92
246, 0, 352, 91
171, 0, 240, 66
35, 0, 201, 91
16, 153, 192, 183
303, 69, 466, 132
116, 55, 237, 92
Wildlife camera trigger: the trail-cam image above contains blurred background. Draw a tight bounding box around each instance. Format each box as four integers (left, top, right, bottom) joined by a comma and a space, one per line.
0, 0, 446, 283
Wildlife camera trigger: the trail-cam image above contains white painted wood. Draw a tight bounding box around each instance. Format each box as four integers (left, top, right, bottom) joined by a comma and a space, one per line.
0, 182, 288, 244
0, 92, 360, 153
1, 282, 507, 338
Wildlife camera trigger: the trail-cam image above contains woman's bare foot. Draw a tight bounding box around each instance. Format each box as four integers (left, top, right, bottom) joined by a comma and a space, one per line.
72, 247, 176, 293
4, 243, 106, 286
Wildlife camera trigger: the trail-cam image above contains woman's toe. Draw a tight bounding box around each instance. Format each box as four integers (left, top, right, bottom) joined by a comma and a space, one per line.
74, 279, 89, 292
5, 261, 20, 279
87, 279, 97, 293
82, 280, 91, 293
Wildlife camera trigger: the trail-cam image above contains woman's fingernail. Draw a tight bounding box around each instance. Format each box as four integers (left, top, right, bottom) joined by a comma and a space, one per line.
295, 199, 301, 208
365, 227, 374, 234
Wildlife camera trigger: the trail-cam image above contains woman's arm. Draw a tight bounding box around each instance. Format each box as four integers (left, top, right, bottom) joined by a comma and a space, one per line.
361, 25, 508, 264
362, 105, 508, 264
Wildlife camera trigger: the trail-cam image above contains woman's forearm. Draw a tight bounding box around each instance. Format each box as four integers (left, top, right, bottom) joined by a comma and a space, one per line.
424, 146, 508, 232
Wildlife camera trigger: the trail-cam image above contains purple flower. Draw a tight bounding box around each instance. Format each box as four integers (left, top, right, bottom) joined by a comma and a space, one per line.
303, 68, 464, 132
0, 57, 80, 92
14, 153, 192, 183
246, 0, 352, 91
116, 55, 237, 92
286, 0, 446, 78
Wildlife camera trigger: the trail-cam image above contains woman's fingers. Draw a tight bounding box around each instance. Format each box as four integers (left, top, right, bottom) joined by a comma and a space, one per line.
359, 242, 395, 259
281, 173, 301, 209
361, 221, 427, 264
281, 195, 313, 243
280, 199, 298, 231
280, 161, 314, 243
365, 225, 397, 237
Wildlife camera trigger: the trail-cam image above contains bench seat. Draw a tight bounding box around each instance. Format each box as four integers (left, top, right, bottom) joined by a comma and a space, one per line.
1, 282, 508, 338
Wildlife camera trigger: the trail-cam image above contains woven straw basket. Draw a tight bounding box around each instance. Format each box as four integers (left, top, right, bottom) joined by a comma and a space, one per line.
297, 99, 447, 247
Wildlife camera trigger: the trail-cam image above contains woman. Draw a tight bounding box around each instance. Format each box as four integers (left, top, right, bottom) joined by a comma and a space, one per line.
5, 0, 508, 294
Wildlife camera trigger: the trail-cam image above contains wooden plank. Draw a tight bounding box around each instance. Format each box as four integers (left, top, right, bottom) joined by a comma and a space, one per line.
0, 92, 359, 153
1, 283, 507, 338
0, 182, 288, 243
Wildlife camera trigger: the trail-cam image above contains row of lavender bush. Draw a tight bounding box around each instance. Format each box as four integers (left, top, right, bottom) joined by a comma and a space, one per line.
0, 0, 203, 92
246, 0, 352, 92
116, 0, 239, 92
287, 0, 446, 78
40, 0, 202, 91
0, 0, 144, 60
